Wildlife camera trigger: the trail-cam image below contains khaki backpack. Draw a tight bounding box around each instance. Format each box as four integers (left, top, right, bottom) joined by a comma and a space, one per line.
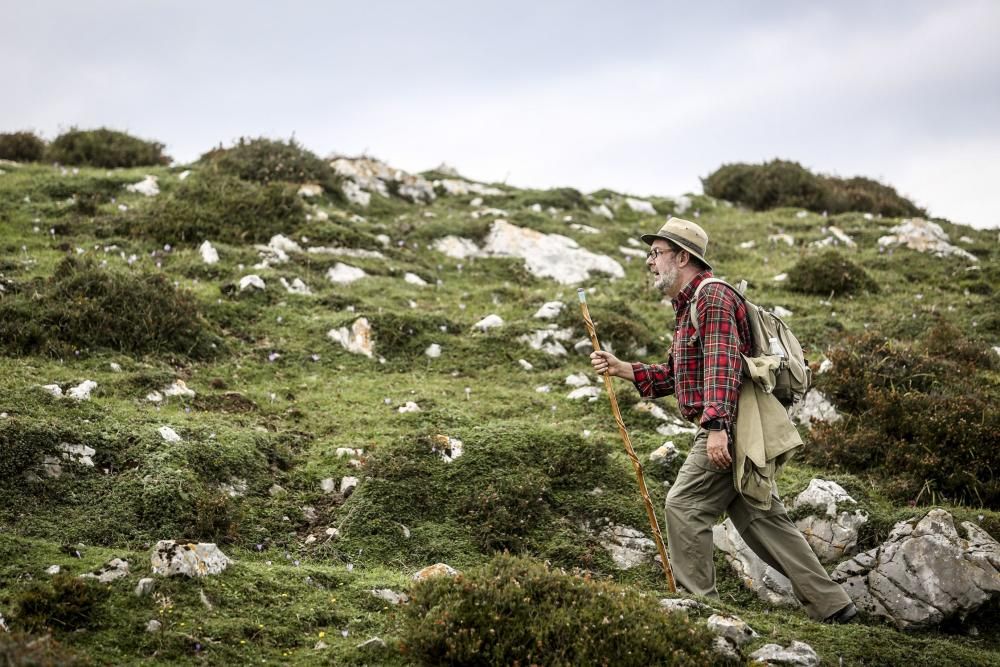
690, 278, 811, 406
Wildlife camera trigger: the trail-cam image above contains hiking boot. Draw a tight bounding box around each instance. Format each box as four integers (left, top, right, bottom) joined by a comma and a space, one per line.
824, 602, 858, 624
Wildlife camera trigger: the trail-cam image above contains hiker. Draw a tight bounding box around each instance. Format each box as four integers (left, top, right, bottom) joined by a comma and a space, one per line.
589, 217, 856, 624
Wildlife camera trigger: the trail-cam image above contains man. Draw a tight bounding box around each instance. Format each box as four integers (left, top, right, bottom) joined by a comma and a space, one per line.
590, 217, 856, 623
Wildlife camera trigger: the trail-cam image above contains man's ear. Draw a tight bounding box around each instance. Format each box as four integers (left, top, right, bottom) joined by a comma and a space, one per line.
676, 249, 692, 268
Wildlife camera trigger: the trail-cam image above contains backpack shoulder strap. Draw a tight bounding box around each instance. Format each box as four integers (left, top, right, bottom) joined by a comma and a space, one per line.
689, 278, 747, 337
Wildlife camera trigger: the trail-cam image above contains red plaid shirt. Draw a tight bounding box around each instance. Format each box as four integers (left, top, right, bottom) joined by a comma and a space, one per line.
632, 270, 751, 428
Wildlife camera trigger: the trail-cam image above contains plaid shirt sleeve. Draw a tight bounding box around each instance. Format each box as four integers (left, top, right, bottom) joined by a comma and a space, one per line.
696, 283, 744, 427
631, 358, 675, 398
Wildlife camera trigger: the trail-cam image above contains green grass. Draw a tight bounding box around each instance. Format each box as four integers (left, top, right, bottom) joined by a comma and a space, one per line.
0, 157, 998, 665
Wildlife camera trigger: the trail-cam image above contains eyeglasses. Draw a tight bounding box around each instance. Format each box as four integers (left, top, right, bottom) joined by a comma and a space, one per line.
646, 247, 676, 261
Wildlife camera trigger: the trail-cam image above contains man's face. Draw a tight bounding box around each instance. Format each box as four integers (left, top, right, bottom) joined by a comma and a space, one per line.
647, 241, 680, 295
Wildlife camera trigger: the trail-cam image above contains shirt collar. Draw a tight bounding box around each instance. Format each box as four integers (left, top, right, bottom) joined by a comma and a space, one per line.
671, 269, 714, 312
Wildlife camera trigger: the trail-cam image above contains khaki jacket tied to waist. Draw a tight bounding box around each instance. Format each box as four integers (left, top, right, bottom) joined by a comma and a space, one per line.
732, 354, 803, 510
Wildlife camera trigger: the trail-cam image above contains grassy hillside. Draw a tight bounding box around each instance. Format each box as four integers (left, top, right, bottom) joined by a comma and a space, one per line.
1, 150, 998, 665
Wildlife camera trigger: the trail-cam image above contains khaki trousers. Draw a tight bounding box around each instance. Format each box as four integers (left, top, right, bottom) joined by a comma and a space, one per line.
664, 429, 851, 620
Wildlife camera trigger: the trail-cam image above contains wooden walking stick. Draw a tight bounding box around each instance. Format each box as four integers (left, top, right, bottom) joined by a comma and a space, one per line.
578, 288, 676, 592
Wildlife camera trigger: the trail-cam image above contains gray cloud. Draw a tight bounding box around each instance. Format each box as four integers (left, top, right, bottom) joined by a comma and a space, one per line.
2, 0, 998, 227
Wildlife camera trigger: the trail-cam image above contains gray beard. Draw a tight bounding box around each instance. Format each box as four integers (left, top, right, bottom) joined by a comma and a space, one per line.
654, 266, 679, 295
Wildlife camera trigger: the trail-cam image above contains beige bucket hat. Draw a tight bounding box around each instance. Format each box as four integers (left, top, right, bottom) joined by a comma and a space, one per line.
640, 217, 712, 270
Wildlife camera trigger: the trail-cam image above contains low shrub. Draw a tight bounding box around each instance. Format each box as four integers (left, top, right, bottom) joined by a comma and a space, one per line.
702, 159, 924, 217
200, 137, 339, 191
340, 424, 613, 563
805, 326, 1000, 508
0, 631, 88, 666
400, 554, 715, 666
0, 257, 221, 359
14, 574, 108, 632
786, 250, 878, 296
46, 128, 169, 168
133, 172, 305, 244
0, 131, 46, 162
0, 420, 63, 479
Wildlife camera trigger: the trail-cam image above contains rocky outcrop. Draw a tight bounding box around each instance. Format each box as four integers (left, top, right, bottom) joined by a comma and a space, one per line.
792, 479, 868, 563
878, 218, 978, 262
151, 541, 231, 577
713, 518, 798, 607
599, 524, 657, 569
832, 509, 1000, 629
483, 220, 624, 285
331, 156, 435, 205
749, 641, 820, 666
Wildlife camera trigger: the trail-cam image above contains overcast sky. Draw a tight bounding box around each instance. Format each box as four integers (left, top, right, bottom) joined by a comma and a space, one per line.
4, 1, 999, 228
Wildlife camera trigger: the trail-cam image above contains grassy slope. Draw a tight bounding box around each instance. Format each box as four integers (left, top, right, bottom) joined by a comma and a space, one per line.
0, 161, 998, 665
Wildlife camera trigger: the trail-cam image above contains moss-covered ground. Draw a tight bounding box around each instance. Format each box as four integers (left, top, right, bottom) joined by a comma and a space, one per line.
0, 158, 998, 665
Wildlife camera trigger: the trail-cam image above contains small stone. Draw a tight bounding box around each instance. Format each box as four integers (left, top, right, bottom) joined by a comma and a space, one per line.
135, 577, 155, 597
146, 619, 162, 633
67, 380, 98, 401
158, 426, 182, 443
357, 637, 387, 651
413, 563, 460, 580
340, 476, 359, 497
41, 384, 63, 398
269, 484, 287, 497
706, 614, 758, 648
649, 442, 679, 466
239, 274, 266, 291
46, 565, 61, 575
320, 478, 336, 494
398, 401, 421, 413
749, 640, 819, 666
371, 589, 409, 605
425, 343, 442, 358
80, 558, 130, 583
473, 314, 504, 331
151, 540, 230, 577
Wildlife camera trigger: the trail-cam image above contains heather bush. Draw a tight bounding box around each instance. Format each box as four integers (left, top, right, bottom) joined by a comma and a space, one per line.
786, 250, 878, 296
0, 131, 46, 162
702, 159, 924, 216
14, 574, 108, 632
46, 128, 169, 168
400, 554, 715, 666
200, 137, 339, 192
805, 327, 1000, 507
0, 257, 221, 359
133, 172, 305, 244
0, 631, 89, 666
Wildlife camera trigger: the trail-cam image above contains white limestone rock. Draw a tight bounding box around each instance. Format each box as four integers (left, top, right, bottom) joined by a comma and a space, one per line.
483, 220, 624, 285
307, 246, 385, 259
331, 156, 435, 204
280, 277, 312, 295
749, 641, 820, 666
126, 175, 159, 197
151, 541, 230, 577
713, 518, 798, 607
590, 203, 614, 219
831, 509, 1000, 629
792, 479, 868, 563
371, 589, 410, 605
519, 326, 573, 356
340, 476, 359, 497
199, 240, 219, 264
649, 441, 679, 467
473, 314, 504, 332
432, 236, 483, 259
788, 390, 841, 427
397, 401, 421, 413
878, 218, 978, 262
239, 275, 265, 291
769, 233, 795, 246
434, 178, 503, 197
326, 263, 367, 284
533, 301, 564, 319
564, 373, 591, 388
41, 384, 63, 398
566, 386, 601, 401
433, 434, 464, 463
625, 198, 657, 215
672, 195, 693, 215
146, 619, 162, 633
298, 183, 323, 197
658, 597, 713, 615
158, 426, 182, 443
162, 380, 195, 398
518, 359, 533, 371
80, 558, 130, 583
424, 343, 442, 358
404, 272, 428, 286
599, 524, 657, 569
413, 563, 460, 581
67, 380, 98, 401
327, 317, 374, 358
706, 614, 758, 648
